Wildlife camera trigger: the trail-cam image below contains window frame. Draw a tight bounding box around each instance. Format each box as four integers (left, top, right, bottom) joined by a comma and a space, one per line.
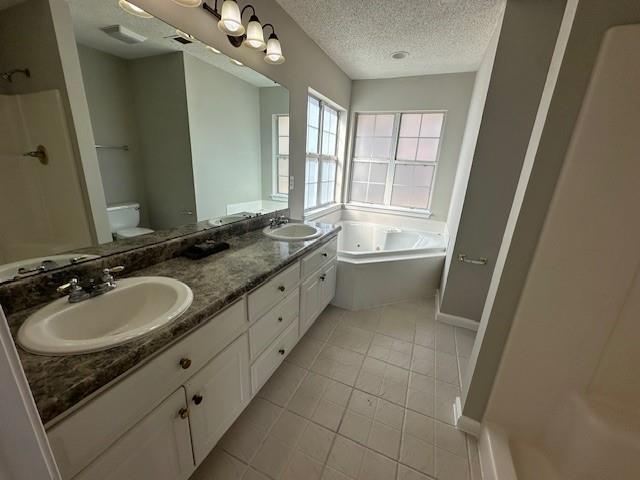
348, 110, 446, 214
305, 95, 340, 211
272, 114, 290, 199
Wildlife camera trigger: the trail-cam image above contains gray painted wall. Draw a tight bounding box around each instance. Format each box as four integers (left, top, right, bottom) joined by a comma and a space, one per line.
439, 0, 567, 321
463, 0, 640, 423
259, 87, 290, 200
441, 20, 502, 302
347, 73, 475, 223
131, 0, 352, 220
77, 45, 149, 226
183, 54, 264, 221
129, 52, 196, 231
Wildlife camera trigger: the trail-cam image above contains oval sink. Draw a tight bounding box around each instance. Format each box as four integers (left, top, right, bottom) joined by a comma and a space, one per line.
263, 223, 323, 241
18, 276, 193, 356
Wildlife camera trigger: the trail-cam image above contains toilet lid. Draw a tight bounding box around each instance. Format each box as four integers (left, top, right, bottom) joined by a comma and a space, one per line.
116, 227, 154, 238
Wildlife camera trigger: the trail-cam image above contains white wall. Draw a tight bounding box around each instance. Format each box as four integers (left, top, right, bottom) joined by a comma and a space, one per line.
183, 54, 264, 221
130, 0, 352, 220
259, 86, 290, 200
438, 0, 567, 321
77, 45, 149, 225
347, 73, 475, 223
484, 23, 640, 445
129, 53, 196, 230
440, 19, 502, 302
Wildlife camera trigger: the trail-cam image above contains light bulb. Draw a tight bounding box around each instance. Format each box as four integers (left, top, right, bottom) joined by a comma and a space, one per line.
170, 0, 202, 6
218, 0, 245, 36
118, 0, 153, 18
243, 15, 266, 50
264, 34, 285, 65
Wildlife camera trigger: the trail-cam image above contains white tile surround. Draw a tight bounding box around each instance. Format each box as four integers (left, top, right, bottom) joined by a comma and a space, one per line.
191, 299, 479, 480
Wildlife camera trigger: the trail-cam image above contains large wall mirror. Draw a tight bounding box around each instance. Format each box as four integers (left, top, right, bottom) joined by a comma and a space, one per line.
0, 0, 289, 284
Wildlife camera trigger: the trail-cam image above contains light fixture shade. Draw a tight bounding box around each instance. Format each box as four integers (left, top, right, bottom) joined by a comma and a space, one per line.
118, 0, 153, 18
243, 16, 266, 50
264, 35, 285, 64
218, 0, 245, 36
170, 0, 202, 7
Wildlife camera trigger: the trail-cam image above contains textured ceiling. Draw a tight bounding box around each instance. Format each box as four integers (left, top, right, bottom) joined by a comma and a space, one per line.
68, 0, 277, 87
275, 0, 506, 79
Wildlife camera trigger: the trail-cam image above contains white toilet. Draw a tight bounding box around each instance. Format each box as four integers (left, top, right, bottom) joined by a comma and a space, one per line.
106, 202, 154, 240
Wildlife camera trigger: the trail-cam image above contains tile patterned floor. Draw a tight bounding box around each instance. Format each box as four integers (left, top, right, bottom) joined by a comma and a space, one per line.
191, 298, 481, 480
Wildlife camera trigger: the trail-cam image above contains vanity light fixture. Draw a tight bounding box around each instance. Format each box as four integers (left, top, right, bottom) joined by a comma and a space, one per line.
263, 24, 285, 65
171, 0, 202, 7
218, 0, 245, 36
118, 0, 153, 18
202, 1, 285, 64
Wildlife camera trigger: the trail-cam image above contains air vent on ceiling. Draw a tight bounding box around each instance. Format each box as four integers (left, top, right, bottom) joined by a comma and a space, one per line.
172, 36, 193, 45
101, 25, 147, 44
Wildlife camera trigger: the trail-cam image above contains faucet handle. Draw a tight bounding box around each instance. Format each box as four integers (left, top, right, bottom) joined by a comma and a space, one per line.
57, 277, 82, 294
101, 265, 124, 283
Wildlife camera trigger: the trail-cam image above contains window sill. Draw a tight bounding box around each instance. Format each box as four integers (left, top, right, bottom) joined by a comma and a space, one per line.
346, 202, 432, 219
270, 194, 289, 201
304, 203, 342, 221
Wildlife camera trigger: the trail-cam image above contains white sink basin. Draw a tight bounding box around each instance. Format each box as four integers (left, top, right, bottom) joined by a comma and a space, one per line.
18, 276, 193, 356
263, 223, 323, 241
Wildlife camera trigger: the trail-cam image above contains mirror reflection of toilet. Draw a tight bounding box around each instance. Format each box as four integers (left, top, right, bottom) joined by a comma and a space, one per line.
106, 203, 154, 240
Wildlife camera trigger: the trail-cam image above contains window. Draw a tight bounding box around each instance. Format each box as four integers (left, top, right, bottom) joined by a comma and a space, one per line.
274, 115, 289, 196
305, 96, 339, 210
350, 112, 445, 211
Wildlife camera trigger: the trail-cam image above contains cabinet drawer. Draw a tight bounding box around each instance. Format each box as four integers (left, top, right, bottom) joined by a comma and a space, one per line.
249, 290, 299, 361
48, 300, 247, 480
248, 262, 300, 322
251, 320, 298, 395
302, 237, 337, 279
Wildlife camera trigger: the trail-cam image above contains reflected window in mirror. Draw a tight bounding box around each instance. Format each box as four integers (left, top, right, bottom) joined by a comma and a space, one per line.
274, 115, 289, 196
305, 96, 340, 210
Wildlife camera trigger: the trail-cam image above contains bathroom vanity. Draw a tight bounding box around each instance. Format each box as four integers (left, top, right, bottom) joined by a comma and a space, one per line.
3, 222, 338, 480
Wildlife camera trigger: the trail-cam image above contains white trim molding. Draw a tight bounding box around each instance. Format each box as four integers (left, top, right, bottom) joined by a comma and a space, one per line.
436, 291, 479, 331
454, 396, 481, 437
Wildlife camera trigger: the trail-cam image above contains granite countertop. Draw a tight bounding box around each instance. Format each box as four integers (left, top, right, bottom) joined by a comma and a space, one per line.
7, 223, 340, 426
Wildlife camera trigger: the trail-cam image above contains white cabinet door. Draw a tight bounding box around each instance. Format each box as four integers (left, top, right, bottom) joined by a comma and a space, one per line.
300, 272, 322, 337
74, 388, 193, 480
320, 261, 337, 308
185, 334, 250, 466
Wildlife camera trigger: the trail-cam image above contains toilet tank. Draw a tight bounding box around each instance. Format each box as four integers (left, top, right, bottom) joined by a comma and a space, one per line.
106, 202, 140, 232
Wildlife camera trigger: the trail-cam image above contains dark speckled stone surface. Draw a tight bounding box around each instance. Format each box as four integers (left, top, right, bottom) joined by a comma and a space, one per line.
5, 223, 339, 426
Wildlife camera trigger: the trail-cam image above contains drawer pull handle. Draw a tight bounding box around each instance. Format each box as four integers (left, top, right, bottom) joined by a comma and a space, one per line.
278, 316, 283, 322
178, 408, 189, 419
321, 252, 328, 257
192, 394, 204, 405
278, 348, 286, 355
320, 274, 326, 282
179, 358, 192, 370
278, 285, 285, 292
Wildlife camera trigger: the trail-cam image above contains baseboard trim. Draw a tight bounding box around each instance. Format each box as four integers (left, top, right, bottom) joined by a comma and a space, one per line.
435, 292, 479, 331
454, 396, 481, 437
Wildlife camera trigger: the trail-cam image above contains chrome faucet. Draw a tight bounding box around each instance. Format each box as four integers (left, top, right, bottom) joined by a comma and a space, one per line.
269, 215, 289, 229
57, 266, 125, 303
